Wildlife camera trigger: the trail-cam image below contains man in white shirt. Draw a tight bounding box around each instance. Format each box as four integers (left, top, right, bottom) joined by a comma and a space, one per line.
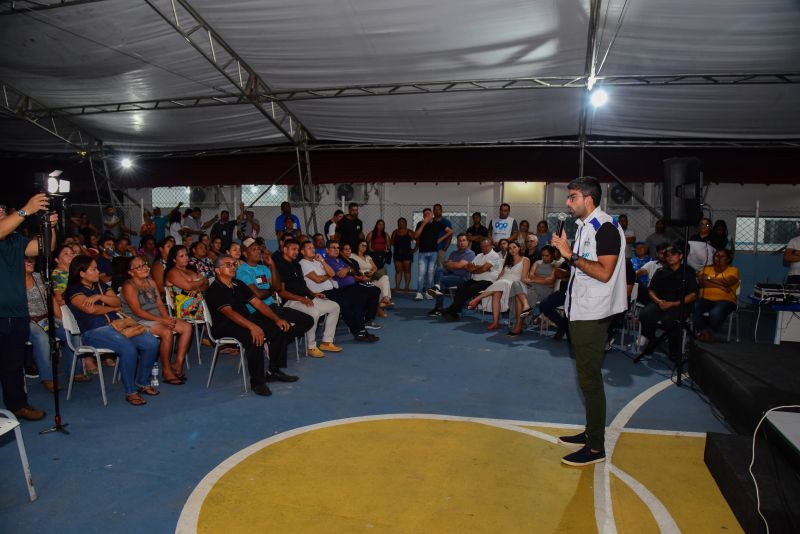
441, 238, 503, 321
488, 203, 518, 247
785, 234, 800, 284
287, 241, 343, 357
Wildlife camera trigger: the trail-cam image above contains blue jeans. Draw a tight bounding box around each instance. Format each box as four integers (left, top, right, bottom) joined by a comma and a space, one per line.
417, 252, 438, 292
82, 326, 159, 395
692, 298, 736, 333
28, 320, 75, 382
433, 272, 470, 308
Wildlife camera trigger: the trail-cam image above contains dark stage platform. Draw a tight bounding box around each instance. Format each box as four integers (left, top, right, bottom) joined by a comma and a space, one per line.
689, 341, 800, 435
692, 341, 800, 533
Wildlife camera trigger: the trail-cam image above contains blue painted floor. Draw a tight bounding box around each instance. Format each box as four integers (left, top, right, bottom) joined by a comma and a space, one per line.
1, 293, 735, 533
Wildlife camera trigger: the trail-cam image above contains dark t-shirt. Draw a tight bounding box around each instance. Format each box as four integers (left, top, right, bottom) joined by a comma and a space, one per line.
64, 282, 119, 332
416, 220, 445, 253
465, 224, 488, 254
337, 216, 363, 250
595, 222, 622, 257
274, 256, 313, 297
649, 265, 698, 302
95, 255, 114, 277
204, 279, 256, 335
0, 232, 29, 317
210, 221, 238, 250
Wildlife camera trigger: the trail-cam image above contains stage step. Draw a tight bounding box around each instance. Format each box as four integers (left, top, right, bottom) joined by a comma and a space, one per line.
705, 432, 800, 534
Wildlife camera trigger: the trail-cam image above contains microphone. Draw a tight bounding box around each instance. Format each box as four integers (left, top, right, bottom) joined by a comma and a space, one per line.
555, 212, 569, 237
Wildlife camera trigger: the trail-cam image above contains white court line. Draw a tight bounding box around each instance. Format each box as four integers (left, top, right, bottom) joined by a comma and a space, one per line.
176, 411, 687, 534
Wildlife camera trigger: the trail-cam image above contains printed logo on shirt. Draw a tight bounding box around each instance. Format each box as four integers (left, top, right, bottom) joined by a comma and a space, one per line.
255, 275, 268, 285
494, 221, 508, 230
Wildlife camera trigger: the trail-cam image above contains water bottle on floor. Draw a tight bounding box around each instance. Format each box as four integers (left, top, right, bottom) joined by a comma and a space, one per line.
150, 362, 160, 388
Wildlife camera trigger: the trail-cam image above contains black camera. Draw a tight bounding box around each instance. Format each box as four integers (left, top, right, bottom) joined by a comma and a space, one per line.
35, 170, 70, 212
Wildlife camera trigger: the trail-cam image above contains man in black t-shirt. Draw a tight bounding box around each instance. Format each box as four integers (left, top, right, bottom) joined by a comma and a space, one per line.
465, 211, 488, 254
413, 207, 452, 300
335, 202, 363, 251
205, 254, 295, 396
638, 243, 698, 360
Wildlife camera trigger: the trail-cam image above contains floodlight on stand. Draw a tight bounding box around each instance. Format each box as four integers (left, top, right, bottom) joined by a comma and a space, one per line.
590, 89, 609, 108
121, 157, 133, 169
46, 170, 70, 194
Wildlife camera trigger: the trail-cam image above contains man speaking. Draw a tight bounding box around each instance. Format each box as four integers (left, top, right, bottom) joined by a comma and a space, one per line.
550, 176, 627, 466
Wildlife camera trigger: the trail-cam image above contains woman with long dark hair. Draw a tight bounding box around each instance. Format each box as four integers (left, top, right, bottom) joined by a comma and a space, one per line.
165, 245, 207, 320
150, 237, 174, 297
390, 217, 415, 292
466, 242, 529, 331
709, 220, 729, 251
64, 255, 159, 406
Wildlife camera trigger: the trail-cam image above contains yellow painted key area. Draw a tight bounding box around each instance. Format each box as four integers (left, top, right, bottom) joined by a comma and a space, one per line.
193, 418, 742, 533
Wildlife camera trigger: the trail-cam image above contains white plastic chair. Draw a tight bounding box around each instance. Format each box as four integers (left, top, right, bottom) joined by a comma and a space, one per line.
0, 410, 37, 501
60, 305, 117, 406
165, 286, 205, 365
202, 300, 249, 393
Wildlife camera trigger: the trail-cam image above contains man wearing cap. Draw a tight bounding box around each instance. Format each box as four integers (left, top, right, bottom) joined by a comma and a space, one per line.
638, 242, 698, 361
550, 176, 628, 467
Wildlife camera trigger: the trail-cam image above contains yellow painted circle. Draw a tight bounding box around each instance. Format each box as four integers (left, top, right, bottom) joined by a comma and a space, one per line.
196, 419, 600, 533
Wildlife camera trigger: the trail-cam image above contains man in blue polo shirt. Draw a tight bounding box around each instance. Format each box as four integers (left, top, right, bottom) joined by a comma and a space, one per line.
275, 202, 301, 240
426, 233, 476, 316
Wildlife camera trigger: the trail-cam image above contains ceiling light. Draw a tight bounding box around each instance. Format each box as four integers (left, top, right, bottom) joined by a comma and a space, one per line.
590, 89, 609, 108
121, 157, 133, 169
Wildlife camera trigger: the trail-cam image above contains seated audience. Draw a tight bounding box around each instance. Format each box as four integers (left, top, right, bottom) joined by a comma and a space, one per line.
785, 233, 800, 284
426, 234, 475, 316
275, 201, 301, 240
25, 256, 81, 391
113, 235, 135, 258
312, 233, 327, 257
689, 217, 713, 242
645, 219, 673, 254
150, 237, 174, 297
324, 209, 344, 241
635, 242, 668, 304
226, 241, 243, 268
138, 235, 157, 263
467, 241, 530, 331
523, 234, 540, 262
270, 240, 343, 358
638, 243, 698, 360
391, 217, 415, 292
535, 221, 551, 252
518, 219, 531, 244
165, 245, 208, 320
189, 241, 214, 279
630, 241, 652, 288
95, 236, 115, 284
207, 236, 223, 263
341, 243, 384, 321
507, 245, 558, 335
465, 212, 488, 255
204, 255, 295, 397
353, 239, 392, 309
65, 255, 160, 406
692, 249, 740, 341
209, 210, 238, 252
709, 220, 729, 251
121, 256, 192, 385
324, 241, 380, 341
441, 238, 503, 321
498, 238, 509, 260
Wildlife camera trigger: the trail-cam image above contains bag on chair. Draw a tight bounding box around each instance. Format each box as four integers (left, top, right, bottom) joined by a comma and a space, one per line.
107, 312, 146, 339
174, 292, 205, 321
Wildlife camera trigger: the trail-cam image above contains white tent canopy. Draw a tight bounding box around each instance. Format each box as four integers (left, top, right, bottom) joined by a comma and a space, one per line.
0, 0, 798, 154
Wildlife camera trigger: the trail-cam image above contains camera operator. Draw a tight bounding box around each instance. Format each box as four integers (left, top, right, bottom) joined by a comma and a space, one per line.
0, 193, 57, 420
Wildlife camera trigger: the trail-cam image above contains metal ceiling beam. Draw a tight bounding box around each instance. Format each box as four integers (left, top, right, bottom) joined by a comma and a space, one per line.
144, 0, 312, 144
17, 72, 800, 119
577, 0, 603, 176
0, 0, 109, 16
0, 80, 96, 151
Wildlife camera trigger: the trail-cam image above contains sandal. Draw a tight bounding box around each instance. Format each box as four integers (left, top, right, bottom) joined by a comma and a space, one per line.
126, 393, 147, 406
136, 385, 161, 396
162, 376, 184, 385
72, 373, 92, 383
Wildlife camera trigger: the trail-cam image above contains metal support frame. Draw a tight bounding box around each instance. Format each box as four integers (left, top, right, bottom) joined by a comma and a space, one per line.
294, 145, 319, 235
583, 149, 663, 220
0, 0, 109, 16
143, 0, 312, 144
17, 72, 800, 119
578, 0, 603, 176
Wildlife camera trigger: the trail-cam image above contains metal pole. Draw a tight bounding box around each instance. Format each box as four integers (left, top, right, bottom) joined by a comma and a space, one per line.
87, 154, 106, 221
754, 200, 760, 255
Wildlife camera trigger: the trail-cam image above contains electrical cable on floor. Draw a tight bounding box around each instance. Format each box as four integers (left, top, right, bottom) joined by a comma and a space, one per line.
749, 405, 800, 534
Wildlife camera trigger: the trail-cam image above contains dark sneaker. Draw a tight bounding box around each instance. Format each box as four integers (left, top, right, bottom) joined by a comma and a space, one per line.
442, 310, 460, 321
427, 308, 442, 317
266, 370, 299, 383
561, 445, 606, 466
355, 332, 373, 342
557, 431, 587, 449
251, 384, 272, 396
365, 321, 382, 330
427, 285, 443, 298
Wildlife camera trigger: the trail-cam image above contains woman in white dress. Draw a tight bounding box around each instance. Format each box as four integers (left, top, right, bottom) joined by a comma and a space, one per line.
508, 245, 558, 336
467, 242, 529, 331
352, 240, 393, 307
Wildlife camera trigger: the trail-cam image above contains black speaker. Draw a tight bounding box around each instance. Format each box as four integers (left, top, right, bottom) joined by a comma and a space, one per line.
663, 157, 703, 226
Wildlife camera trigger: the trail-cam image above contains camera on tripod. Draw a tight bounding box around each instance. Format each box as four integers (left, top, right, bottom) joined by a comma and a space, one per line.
35, 170, 70, 212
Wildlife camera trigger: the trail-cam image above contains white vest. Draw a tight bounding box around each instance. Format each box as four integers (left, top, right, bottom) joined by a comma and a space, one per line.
565, 207, 628, 321
491, 216, 515, 241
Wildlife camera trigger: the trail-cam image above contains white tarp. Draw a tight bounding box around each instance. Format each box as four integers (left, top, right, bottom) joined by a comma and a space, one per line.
0, 0, 797, 153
